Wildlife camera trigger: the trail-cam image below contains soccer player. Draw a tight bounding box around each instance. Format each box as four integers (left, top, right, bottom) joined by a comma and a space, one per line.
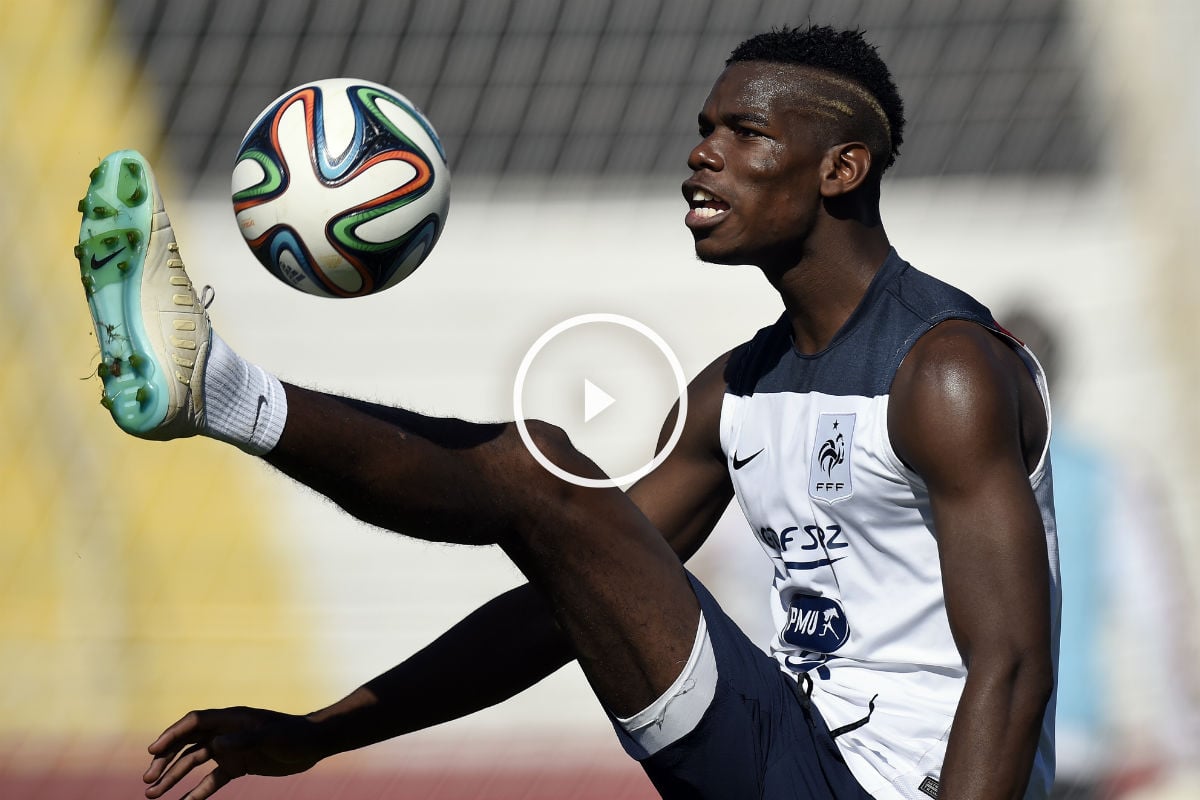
75, 25, 1059, 800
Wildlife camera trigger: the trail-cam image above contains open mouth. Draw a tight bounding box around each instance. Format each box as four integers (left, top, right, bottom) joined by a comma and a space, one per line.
685, 186, 730, 227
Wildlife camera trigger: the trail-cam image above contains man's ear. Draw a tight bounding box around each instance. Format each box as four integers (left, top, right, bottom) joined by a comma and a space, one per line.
819, 142, 873, 197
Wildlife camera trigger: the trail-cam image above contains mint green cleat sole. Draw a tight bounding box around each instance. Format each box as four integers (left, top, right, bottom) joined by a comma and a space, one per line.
75, 150, 209, 439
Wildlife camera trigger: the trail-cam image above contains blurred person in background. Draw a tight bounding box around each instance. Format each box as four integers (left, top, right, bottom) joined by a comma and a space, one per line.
1001, 304, 1200, 800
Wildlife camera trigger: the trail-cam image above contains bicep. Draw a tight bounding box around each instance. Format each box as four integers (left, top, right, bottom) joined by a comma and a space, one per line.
627, 352, 734, 562
890, 324, 1051, 664
930, 460, 1050, 667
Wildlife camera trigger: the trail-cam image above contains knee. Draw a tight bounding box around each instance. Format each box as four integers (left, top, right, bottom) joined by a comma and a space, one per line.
488, 420, 615, 550
519, 418, 570, 458
506, 418, 603, 484
489, 419, 606, 513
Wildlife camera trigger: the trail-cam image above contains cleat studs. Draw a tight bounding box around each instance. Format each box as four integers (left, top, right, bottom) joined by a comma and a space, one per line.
103, 235, 118, 248
89, 167, 99, 182
97, 362, 109, 378
99, 393, 114, 410
128, 353, 143, 369
77, 198, 86, 212
117, 261, 129, 272
118, 159, 147, 205
135, 387, 148, 403
73, 244, 82, 259
126, 230, 141, 247
81, 275, 95, 296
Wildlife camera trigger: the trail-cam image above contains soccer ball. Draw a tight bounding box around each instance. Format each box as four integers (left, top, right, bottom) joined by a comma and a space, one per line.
231, 78, 450, 298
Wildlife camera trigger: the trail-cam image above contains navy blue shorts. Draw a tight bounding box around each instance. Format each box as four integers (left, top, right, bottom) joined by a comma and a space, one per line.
611, 575, 874, 800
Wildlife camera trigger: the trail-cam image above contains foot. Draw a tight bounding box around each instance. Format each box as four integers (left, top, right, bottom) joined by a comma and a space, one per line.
75, 150, 210, 439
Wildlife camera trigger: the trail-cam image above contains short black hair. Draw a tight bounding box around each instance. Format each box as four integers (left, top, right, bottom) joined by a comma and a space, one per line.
728, 25, 906, 174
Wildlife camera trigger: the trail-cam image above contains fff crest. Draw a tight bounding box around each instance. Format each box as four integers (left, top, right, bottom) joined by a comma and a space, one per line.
809, 412, 854, 502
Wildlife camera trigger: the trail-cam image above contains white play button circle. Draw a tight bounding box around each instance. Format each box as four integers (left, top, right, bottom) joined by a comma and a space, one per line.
513, 313, 688, 489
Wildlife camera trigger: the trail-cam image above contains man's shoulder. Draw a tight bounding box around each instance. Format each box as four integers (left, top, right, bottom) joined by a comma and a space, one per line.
885, 255, 993, 329
890, 318, 1046, 469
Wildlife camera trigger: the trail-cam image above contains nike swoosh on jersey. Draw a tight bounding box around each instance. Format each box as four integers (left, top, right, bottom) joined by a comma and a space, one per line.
732, 448, 764, 470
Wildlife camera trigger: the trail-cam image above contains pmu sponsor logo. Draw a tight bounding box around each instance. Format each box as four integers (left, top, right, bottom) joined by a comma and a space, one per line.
782, 594, 849, 653
809, 412, 854, 502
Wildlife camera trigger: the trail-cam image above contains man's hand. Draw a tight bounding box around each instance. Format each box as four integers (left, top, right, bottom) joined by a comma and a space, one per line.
143, 707, 325, 799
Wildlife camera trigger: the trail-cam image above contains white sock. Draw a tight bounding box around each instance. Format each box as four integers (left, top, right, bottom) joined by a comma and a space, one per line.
202, 331, 288, 456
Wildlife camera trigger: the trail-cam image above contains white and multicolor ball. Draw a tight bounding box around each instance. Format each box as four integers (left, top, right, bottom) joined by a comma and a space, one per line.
231, 78, 450, 298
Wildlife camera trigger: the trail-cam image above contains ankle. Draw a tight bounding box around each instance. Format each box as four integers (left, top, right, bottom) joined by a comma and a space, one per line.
202, 332, 288, 455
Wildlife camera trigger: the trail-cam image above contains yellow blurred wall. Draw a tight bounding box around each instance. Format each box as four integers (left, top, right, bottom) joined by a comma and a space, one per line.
0, 0, 321, 737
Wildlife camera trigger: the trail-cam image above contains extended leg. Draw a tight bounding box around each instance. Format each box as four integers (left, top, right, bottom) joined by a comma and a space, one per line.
74, 150, 702, 719
267, 385, 701, 716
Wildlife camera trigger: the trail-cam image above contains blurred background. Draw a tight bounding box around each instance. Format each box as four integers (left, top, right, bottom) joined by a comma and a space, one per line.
2, 0, 1198, 798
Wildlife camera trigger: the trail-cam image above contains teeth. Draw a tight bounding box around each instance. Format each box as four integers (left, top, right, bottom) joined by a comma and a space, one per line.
692, 189, 715, 202
692, 207, 722, 219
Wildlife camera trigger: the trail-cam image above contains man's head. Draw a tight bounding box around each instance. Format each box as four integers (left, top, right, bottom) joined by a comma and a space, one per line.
727, 25, 905, 177
683, 26, 904, 269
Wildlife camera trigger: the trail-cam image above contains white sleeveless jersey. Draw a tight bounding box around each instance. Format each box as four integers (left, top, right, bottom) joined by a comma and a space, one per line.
720, 250, 1060, 800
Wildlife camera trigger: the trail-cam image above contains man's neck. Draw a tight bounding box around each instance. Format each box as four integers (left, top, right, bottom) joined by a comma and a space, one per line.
767, 230, 892, 355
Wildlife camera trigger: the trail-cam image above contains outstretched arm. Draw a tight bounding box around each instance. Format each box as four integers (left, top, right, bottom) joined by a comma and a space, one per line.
143, 584, 571, 799
144, 352, 735, 799
890, 321, 1054, 800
